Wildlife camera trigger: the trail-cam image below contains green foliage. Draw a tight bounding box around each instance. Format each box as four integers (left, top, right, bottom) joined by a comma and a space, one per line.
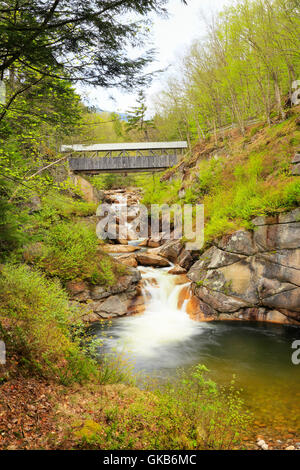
2, 77, 83, 143
174, 113, 300, 244
65, 110, 126, 147
202, 172, 300, 243
0, 179, 25, 259
28, 221, 119, 285
32, 191, 97, 230
37, 221, 98, 280
0, 264, 97, 384
71, 364, 251, 450
0, 1, 165, 98
152, 0, 300, 142
92, 173, 135, 190
141, 175, 182, 205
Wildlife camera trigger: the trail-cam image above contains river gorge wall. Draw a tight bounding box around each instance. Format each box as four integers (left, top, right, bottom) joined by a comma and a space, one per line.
187, 209, 300, 325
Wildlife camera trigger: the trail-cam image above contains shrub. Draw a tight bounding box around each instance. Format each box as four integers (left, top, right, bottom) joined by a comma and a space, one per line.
0, 193, 24, 260
37, 221, 98, 280
141, 175, 182, 206
70, 364, 251, 450
30, 221, 122, 285
0, 264, 97, 383
32, 191, 97, 230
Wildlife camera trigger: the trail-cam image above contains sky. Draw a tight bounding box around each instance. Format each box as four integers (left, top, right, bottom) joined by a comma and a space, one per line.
79, 0, 229, 116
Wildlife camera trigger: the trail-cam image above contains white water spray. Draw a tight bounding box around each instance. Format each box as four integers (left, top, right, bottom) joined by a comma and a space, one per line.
107, 267, 202, 361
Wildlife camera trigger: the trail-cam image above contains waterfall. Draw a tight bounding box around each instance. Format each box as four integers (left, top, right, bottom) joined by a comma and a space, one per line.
105, 267, 201, 363
99, 190, 208, 369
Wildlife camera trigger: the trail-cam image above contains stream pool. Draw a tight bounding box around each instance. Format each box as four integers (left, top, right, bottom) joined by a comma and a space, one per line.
91, 266, 300, 440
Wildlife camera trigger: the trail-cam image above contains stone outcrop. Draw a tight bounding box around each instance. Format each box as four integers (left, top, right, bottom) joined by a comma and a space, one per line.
187, 209, 300, 325
115, 253, 138, 268
168, 265, 187, 275
136, 253, 170, 268
66, 267, 142, 322
71, 174, 100, 203
292, 152, 300, 176
152, 239, 195, 270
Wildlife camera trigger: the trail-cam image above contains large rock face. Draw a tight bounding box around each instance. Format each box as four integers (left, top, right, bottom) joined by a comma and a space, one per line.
187, 209, 300, 325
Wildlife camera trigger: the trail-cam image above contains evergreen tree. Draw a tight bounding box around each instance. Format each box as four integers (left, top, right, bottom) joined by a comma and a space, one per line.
126, 91, 155, 141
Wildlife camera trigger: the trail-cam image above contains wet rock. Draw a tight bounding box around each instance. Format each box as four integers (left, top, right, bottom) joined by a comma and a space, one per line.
186, 295, 205, 320
136, 253, 170, 268
262, 287, 300, 312
256, 250, 300, 283
67, 265, 142, 322
177, 250, 194, 270
278, 208, 300, 224
147, 231, 168, 248
194, 286, 250, 313
177, 286, 191, 310
187, 247, 244, 282
128, 295, 146, 315
71, 174, 100, 203
91, 294, 130, 318
148, 239, 161, 248
168, 265, 187, 275
159, 240, 183, 263
115, 254, 138, 268
82, 311, 102, 323
101, 244, 140, 253
173, 274, 190, 285
66, 280, 90, 302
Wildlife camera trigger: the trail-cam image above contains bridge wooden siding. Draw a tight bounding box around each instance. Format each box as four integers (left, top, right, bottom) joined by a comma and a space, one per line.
61, 142, 187, 174
68, 154, 178, 174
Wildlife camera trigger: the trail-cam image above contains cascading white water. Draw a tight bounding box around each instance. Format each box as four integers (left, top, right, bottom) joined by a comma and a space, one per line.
106, 267, 202, 362
100, 192, 209, 368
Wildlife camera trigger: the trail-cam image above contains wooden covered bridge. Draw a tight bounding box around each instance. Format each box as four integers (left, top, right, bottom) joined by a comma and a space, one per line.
61, 142, 188, 174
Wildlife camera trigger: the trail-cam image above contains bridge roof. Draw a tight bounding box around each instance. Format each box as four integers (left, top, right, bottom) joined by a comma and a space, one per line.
61, 141, 187, 153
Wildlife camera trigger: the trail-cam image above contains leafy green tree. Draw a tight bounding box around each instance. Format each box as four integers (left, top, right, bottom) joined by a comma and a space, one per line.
153, 0, 300, 142
0, 0, 186, 122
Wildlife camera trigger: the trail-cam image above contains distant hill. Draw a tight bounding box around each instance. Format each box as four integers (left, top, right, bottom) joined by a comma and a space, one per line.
90, 106, 128, 122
